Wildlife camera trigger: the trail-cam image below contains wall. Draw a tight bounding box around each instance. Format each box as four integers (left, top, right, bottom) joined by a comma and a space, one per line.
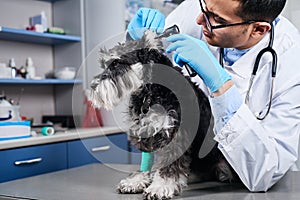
282, 0, 300, 30
84, 0, 126, 85
83, 0, 129, 128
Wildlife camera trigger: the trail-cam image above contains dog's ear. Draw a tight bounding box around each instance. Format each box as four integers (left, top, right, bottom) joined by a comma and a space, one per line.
98, 47, 121, 69
141, 30, 164, 51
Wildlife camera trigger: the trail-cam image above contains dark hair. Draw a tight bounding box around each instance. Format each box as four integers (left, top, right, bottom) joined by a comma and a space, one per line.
234, 0, 286, 23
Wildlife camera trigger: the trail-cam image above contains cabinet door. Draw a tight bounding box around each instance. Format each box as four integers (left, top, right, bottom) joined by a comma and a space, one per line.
129, 146, 142, 165
0, 143, 67, 183
68, 133, 129, 168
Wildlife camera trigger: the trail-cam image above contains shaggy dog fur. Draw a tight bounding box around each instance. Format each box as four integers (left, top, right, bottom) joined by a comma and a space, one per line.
90, 30, 238, 200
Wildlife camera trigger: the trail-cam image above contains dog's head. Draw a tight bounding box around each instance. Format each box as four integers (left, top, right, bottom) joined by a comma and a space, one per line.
90, 30, 173, 110
127, 83, 181, 152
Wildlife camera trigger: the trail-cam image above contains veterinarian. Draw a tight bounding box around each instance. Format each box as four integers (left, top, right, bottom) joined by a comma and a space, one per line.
127, 0, 300, 192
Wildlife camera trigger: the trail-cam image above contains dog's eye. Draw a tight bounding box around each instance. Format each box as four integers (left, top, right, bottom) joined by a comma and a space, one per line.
101, 73, 109, 80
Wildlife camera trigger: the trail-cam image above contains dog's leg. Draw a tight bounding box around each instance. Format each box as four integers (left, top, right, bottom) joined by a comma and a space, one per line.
142, 169, 187, 200
143, 151, 190, 200
117, 171, 152, 194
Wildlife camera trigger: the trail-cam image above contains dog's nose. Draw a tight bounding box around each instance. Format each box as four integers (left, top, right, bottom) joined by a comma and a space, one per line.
141, 108, 148, 114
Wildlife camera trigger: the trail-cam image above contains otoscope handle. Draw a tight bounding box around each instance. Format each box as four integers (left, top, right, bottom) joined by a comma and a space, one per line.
184, 63, 197, 77
157, 25, 198, 77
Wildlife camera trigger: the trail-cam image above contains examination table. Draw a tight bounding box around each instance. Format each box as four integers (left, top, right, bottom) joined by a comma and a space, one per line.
0, 164, 299, 200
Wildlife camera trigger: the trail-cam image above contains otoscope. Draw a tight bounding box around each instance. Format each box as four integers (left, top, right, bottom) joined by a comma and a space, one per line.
155, 25, 198, 77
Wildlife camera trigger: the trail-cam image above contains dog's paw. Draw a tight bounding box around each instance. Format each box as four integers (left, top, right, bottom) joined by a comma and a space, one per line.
142, 171, 183, 200
117, 171, 151, 194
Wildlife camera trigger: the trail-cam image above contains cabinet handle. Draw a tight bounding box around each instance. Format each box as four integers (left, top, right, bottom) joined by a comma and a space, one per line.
14, 158, 42, 166
91, 145, 111, 152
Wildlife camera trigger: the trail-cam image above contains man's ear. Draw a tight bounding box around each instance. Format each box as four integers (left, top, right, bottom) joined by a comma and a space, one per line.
251, 22, 272, 38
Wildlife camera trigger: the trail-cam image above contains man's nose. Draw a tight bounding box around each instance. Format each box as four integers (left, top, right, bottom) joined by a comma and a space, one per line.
196, 13, 206, 26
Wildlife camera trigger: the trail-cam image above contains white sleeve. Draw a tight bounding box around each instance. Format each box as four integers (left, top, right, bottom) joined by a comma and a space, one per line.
214, 83, 300, 191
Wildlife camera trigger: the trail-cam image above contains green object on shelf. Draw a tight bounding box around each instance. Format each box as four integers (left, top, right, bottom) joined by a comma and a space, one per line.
0, 26, 81, 45
46, 27, 65, 35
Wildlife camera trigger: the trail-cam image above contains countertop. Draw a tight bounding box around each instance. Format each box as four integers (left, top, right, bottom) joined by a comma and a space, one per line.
0, 127, 123, 150
0, 164, 299, 200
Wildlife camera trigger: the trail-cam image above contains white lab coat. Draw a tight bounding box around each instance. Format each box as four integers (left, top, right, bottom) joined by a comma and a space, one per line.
165, 0, 300, 192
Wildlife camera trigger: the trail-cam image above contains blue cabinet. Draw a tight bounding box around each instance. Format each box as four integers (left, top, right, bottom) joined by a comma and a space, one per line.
129, 146, 142, 164
68, 133, 129, 168
0, 143, 67, 183
0, 133, 130, 183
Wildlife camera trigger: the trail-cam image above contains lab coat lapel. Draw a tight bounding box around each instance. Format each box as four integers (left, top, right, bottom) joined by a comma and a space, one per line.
223, 34, 270, 99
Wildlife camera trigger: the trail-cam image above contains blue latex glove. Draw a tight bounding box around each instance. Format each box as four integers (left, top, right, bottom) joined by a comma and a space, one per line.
127, 8, 165, 40
166, 34, 231, 92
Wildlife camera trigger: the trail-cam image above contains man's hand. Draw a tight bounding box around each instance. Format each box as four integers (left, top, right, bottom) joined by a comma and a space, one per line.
166, 34, 231, 93
127, 8, 165, 40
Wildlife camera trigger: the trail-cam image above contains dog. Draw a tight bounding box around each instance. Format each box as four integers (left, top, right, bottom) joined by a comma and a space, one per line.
90, 30, 238, 199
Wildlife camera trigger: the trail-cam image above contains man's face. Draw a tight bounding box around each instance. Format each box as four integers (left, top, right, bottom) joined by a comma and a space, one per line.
196, 0, 253, 49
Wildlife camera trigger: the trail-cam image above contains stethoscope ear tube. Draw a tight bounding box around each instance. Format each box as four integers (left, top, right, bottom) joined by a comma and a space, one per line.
252, 46, 277, 77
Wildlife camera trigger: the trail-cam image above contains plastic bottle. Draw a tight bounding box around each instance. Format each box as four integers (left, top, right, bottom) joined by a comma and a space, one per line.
41, 11, 47, 32
8, 58, 17, 78
25, 57, 36, 79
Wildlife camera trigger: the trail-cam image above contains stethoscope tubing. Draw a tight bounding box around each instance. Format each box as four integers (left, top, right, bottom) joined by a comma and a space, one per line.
219, 23, 277, 120
245, 23, 277, 120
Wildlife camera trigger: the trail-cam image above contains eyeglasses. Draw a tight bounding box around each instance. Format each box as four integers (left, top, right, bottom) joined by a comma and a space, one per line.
199, 0, 258, 33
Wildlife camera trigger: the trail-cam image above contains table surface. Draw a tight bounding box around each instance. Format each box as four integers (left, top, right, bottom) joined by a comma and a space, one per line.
0, 164, 299, 200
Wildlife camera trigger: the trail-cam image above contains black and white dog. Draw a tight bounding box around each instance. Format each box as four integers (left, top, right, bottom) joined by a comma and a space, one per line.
90, 30, 238, 199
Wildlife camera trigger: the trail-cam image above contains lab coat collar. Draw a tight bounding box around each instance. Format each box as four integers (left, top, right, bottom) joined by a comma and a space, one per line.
224, 34, 270, 79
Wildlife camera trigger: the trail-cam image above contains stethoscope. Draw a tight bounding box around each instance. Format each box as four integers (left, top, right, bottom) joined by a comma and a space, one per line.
219, 23, 278, 120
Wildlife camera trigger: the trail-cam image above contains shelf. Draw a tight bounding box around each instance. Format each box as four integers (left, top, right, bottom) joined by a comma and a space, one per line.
37, 0, 62, 2
0, 78, 83, 85
0, 27, 81, 45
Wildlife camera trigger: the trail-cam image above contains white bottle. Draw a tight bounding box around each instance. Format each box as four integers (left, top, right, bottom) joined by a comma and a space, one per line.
26, 57, 36, 79
8, 58, 17, 78
41, 11, 48, 32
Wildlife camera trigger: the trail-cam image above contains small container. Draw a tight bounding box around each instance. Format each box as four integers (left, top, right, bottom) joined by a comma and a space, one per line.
0, 95, 21, 122
0, 121, 31, 140
30, 11, 48, 32
8, 58, 17, 78
25, 57, 36, 79
54, 66, 76, 80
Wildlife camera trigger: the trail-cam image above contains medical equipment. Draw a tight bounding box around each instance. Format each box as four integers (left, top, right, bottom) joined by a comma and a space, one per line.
164, 23, 277, 119
158, 25, 198, 77
221, 24, 278, 120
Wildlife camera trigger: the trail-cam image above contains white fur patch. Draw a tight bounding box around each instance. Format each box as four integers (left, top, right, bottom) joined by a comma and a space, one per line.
143, 170, 182, 199
130, 104, 177, 139
99, 51, 121, 64
90, 63, 144, 110
144, 30, 161, 51
117, 171, 151, 194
